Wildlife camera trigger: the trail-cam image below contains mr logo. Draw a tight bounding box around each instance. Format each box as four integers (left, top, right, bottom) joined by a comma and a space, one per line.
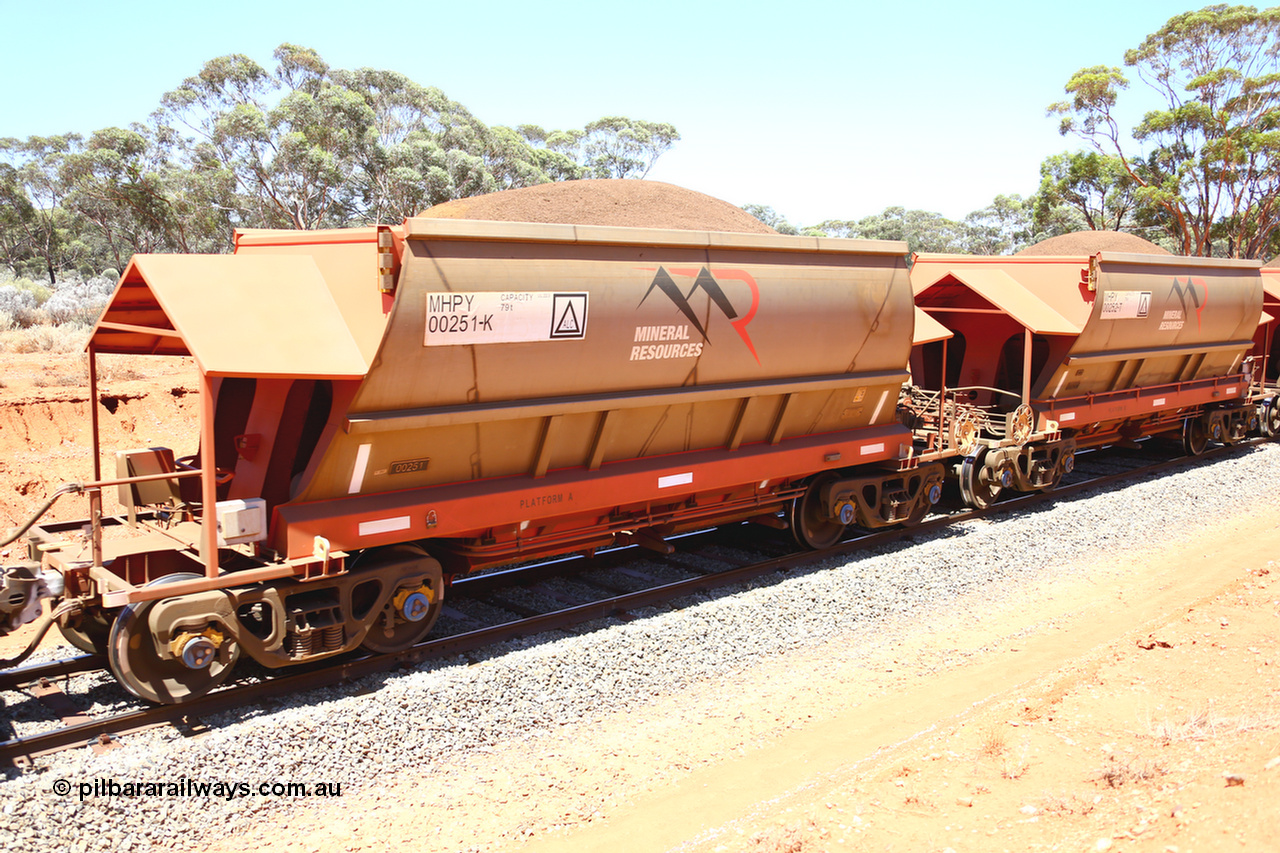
1169, 277, 1208, 330
638, 266, 761, 362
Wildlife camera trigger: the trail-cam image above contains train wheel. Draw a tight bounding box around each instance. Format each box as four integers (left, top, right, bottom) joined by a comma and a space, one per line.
358, 545, 445, 654
106, 573, 240, 705
1182, 417, 1209, 456
58, 607, 113, 655
789, 474, 846, 550
1263, 395, 1280, 438
958, 448, 1006, 510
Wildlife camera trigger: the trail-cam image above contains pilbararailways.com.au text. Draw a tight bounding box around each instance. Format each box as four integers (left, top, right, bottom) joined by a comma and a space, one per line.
52, 777, 343, 801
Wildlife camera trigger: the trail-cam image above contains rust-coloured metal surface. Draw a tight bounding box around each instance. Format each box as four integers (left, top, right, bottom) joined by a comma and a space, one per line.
912, 252, 1263, 403
92, 254, 369, 378
281, 221, 915, 559
68, 219, 919, 582
1253, 272, 1280, 384
912, 306, 952, 345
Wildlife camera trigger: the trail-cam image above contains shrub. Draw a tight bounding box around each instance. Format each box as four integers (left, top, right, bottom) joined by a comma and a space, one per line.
42, 273, 115, 325
0, 286, 43, 327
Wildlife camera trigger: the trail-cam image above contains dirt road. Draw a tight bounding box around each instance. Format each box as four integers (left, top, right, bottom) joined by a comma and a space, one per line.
213, 499, 1280, 853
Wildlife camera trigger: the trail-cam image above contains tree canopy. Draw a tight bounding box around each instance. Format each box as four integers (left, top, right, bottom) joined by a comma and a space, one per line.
1049, 4, 1280, 258
0, 44, 682, 285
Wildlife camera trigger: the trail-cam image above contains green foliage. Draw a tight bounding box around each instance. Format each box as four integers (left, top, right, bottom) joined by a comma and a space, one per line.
740, 204, 800, 234
810, 207, 968, 254
963, 194, 1037, 255
1035, 151, 1138, 233
579, 117, 680, 179
1048, 5, 1280, 257
0, 43, 682, 300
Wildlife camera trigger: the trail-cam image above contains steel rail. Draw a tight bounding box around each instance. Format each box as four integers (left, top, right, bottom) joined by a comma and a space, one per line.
0, 439, 1264, 767
0, 654, 103, 691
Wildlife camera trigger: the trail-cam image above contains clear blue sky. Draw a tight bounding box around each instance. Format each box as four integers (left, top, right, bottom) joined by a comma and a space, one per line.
0, 0, 1206, 225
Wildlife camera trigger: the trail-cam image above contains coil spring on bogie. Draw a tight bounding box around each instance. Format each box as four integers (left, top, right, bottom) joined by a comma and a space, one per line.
289, 627, 318, 657
286, 623, 346, 657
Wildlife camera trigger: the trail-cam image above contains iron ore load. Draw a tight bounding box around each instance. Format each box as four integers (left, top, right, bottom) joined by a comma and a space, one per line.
0, 193, 1276, 705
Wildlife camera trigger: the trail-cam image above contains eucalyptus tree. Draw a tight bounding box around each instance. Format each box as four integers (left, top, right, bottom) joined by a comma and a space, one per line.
579, 117, 680, 179
0, 135, 97, 283
0, 162, 36, 275
333, 67, 539, 222
1035, 151, 1138, 233
1049, 5, 1280, 257
962, 194, 1037, 255
155, 44, 376, 230
56, 126, 191, 269
740, 204, 800, 234
812, 207, 967, 254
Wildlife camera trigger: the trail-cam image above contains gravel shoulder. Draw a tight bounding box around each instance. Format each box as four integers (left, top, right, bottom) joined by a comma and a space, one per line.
201, 448, 1280, 853
2, 366, 1278, 853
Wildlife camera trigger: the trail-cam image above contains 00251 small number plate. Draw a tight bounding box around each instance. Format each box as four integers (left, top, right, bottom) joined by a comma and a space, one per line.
389, 458, 430, 475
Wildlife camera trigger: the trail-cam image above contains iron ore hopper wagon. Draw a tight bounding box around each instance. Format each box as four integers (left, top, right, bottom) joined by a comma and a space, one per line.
1, 220, 943, 704
905, 251, 1275, 508
2, 221, 1277, 705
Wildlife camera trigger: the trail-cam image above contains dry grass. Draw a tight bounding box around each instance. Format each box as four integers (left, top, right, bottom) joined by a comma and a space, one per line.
30, 372, 85, 388
1001, 751, 1031, 780
1038, 792, 1098, 816
978, 726, 1008, 758
0, 323, 91, 353
976, 725, 1030, 778
1093, 755, 1166, 788
97, 358, 144, 382
749, 821, 824, 853
1143, 704, 1280, 745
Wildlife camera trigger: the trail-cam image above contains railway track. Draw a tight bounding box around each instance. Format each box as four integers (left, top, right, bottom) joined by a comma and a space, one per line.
0, 439, 1261, 768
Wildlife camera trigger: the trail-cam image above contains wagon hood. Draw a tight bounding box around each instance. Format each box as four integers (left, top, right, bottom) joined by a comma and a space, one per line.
89, 254, 370, 379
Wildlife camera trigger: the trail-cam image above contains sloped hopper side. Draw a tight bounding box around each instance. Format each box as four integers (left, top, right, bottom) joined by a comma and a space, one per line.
296, 220, 916, 504
1044, 254, 1262, 399
1250, 274, 1280, 383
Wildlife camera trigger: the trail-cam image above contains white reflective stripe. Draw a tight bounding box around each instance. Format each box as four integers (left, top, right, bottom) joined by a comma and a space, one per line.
870, 390, 889, 423
349, 443, 372, 494
658, 472, 693, 489
358, 516, 411, 537
1152, 397, 1167, 407
860, 442, 885, 456
1059, 412, 1076, 423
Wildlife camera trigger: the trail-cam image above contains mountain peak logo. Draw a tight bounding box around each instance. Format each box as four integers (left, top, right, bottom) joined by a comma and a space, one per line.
1169, 277, 1207, 330
637, 266, 760, 362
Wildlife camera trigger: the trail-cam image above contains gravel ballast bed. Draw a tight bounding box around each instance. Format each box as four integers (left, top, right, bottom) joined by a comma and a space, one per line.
1, 444, 1276, 852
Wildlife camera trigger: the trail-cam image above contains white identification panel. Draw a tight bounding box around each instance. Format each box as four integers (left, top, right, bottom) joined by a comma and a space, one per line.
1099, 290, 1151, 320
424, 291, 588, 346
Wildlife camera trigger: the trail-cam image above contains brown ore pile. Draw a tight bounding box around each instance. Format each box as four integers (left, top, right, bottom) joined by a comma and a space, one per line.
418, 180, 777, 233
1016, 230, 1172, 256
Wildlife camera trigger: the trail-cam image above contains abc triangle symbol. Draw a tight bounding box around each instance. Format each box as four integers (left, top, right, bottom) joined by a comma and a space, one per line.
555, 301, 581, 335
